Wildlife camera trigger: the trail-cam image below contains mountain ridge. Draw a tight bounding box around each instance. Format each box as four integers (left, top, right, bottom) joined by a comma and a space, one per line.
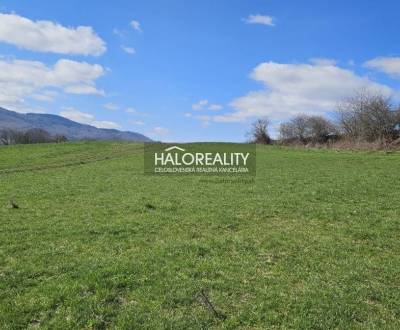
0, 107, 152, 142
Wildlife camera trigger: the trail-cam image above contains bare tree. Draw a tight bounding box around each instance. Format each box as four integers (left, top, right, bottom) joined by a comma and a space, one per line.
279, 114, 337, 143
24, 128, 52, 144
279, 114, 311, 143
290, 114, 310, 142
279, 122, 296, 141
249, 118, 271, 144
307, 115, 338, 142
0, 130, 13, 145
0, 129, 24, 145
0, 128, 67, 145
336, 89, 399, 142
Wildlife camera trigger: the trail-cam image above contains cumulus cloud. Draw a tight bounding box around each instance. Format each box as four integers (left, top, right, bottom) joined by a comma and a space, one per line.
244, 14, 274, 26
0, 13, 106, 55
364, 57, 400, 76
121, 45, 136, 55
59, 107, 120, 129
214, 61, 392, 122
0, 58, 105, 111
130, 20, 142, 32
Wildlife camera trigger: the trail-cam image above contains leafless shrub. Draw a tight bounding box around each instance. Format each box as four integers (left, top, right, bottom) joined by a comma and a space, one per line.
336, 89, 400, 142
279, 114, 337, 144
248, 118, 271, 144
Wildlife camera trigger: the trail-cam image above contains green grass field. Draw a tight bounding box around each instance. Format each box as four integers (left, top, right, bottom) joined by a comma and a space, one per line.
1, 142, 399, 329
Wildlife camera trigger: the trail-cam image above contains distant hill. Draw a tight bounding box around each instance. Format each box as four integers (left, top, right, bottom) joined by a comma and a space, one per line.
0, 107, 151, 142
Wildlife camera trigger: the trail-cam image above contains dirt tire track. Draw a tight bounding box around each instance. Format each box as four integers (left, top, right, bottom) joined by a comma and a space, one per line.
0, 145, 148, 175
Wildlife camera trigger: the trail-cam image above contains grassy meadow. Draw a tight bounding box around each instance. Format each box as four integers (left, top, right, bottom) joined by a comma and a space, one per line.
0, 141, 399, 329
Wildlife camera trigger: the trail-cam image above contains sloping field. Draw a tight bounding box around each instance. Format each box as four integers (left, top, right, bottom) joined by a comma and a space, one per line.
0, 142, 399, 329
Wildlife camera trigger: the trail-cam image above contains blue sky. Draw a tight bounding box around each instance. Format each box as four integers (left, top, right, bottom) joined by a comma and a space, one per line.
0, 0, 400, 141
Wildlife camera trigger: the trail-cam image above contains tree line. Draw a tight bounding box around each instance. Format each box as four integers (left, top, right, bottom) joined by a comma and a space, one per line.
0, 128, 67, 145
249, 90, 400, 146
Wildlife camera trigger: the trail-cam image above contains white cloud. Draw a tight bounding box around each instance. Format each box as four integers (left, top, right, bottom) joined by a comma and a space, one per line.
192, 99, 223, 111
214, 61, 392, 122
244, 14, 274, 26
125, 107, 138, 114
64, 85, 104, 95
50, 59, 105, 86
364, 57, 400, 76
130, 20, 142, 32
103, 102, 119, 111
208, 104, 223, 111
125, 107, 148, 117
0, 13, 106, 55
59, 107, 120, 129
192, 99, 208, 110
121, 45, 136, 55
31, 90, 58, 102
0, 58, 105, 111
